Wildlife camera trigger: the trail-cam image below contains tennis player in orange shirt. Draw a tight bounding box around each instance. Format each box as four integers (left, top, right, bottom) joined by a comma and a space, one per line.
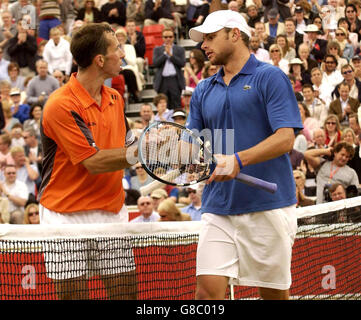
38, 23, 138, 300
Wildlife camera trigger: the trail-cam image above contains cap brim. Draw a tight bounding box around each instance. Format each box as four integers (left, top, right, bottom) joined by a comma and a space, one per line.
189, 25, 224, 42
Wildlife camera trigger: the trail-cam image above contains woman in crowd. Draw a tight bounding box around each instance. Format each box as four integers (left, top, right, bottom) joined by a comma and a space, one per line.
23, 105, 42, 141
158, 198, 191, 221
23, 203, 40, 224
184, 48, 205, 89
7, 62, 25, 92
324, 114, 342, 147
342, 127, 361, 181
337, 17, 358, 51
334, 27, 354, 61
326, 41, 348, 71
268, 44, 289, 74
276, 34, 296, 63
76, 0, 104, 23
289, 58, 311, 92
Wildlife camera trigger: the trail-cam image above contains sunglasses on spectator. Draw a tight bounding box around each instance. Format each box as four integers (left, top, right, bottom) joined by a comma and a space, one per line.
270, 49, 279, 52
5, 171, 16, 175
336, 33, 345, 36
325, 61, 336, 64
28, 211, 39, 217
139, 202, 151, 206
163, 35, 174, 39
326, 122, 336, 125
343, 70, 353, 74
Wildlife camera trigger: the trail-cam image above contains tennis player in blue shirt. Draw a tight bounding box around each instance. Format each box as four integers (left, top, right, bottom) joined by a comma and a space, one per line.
187, 10, 303, 300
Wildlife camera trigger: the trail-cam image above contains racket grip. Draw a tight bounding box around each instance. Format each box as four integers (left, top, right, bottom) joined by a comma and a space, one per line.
235, 172, 277, 194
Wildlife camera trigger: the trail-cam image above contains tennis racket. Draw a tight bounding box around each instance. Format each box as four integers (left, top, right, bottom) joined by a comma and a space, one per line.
138, 121, 277, 196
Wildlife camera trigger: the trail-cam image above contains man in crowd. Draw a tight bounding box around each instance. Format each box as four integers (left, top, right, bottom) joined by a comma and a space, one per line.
131, 196, 160, 222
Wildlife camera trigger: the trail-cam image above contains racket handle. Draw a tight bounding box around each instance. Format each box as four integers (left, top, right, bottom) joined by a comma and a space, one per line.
235, 172, 277, 194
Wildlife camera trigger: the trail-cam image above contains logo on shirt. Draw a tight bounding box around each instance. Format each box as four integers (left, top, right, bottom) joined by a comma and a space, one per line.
243, 85, 251, 91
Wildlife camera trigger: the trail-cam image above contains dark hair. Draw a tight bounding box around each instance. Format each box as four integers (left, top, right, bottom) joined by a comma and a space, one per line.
302, 83, 314, 92
333, 141, 355, 158
153, 93, 168, 106
70, 23, 114, 69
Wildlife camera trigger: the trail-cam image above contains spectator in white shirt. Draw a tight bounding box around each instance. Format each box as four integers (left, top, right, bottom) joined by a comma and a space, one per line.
42, 26, 73, 77
0, 164, 28, 224
131, 196, 160, 222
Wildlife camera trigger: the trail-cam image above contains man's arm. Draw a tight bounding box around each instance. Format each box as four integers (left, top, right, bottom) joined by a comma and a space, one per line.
304, 147, 332, 170
81, 143, 138, 175
208, 127, 295, 183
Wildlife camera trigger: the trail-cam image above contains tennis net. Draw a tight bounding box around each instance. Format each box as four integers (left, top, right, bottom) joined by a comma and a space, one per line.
1, 197, 361, 300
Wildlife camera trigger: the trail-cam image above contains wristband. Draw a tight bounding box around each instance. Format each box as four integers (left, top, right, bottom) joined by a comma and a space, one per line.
234, 152, 243, 170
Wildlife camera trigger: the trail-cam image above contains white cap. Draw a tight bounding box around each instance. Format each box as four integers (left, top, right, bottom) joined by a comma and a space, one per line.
189, 10, 251, 42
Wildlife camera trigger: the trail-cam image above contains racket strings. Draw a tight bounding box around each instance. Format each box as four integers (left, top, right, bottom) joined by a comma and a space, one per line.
141, 124, 210, 185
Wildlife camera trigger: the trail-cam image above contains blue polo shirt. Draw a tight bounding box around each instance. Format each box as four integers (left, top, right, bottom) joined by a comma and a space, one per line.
186, 54, 303, 215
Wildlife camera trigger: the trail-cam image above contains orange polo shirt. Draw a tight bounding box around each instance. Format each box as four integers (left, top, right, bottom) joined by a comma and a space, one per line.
39, 73, 126, 213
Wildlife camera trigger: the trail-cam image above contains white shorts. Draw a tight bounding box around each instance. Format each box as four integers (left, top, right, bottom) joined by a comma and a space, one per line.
39, 205, 136, 280
197, 206, 298, 290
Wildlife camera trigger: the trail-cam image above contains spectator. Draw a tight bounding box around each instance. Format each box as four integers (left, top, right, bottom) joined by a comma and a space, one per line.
0, 194, 9, 224
0, 164, 28, 223
152, 28, 185, 110
139, 103, 154, 129
334, 27, 354, 61
349, 112, 361, 142
297, 43, 318, 76
23, 105, 42, 141
329, 81, 359, 128
305, 141, 359, 203
184, 48, 205, 89
329, 182, 347, 201
130, 162, 154, 191
262, 0, 291, 23
158, 198, 191, 221
284, 17, 304, 52
0, 10, 17, 60
302, 84, 328, 128
338, 17, 358, 50
10, 145, 39, 198
342, 127, 361, 181
2, 100, 20, 133
115, 27, 143, 103
23, 202, 39, 224
10, 125, 25, 148
52, 69, 65, 87
249, 35, 270, 63
7, 62, 25, 91
186, 0, 211, 28
289, 58, 310, 92
153, 93, 174, 122
268, 43, 289, 74
126, 0, 145, 27
130, 196, 160, 222
7, 20, 37, 78
0, 79, 11, 104
43, 26, 73, 77
322, 54, 344, 95
26, 59, 59, 107
9, 0, 36, 26
125, 18, 146, 75
9, 87, 29, 124
181, 89, 192, 114
326, 40, 348, 72
246, 4, 262, 29
38, 0, 62, 40
293, 169, 315, 207
265, 8, 285, 38
323, 114, 342, 147
332, 64, 361, 102
150, 188, 168, 214
275, 34, 295, 62
0, 44, 9, 81
23, 128, 42, 181
171, 108, 187, 125
76, 0, 104, 23
101, 0, 126, 28
144, 0, 175, 30
304, 24, 328, 63
294, 5, 309, 35
310, 66, 333, 108
345, 3, 361, 41
254, 21, 274, 51
309, 128, 328, 150
181, 185, 202, 221
0, 133, 15, 170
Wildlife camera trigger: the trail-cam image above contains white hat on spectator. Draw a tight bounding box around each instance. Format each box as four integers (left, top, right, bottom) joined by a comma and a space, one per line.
304, 24, 319, 33
289, 58, 303, 65
189, 10, 251, 42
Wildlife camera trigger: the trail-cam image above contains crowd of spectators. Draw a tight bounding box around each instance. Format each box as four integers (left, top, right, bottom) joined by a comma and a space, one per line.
2, 0, 361, 224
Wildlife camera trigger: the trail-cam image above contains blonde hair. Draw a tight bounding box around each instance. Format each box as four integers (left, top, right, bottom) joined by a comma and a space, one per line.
23, 203, 39, 224
158, 199, 191, 221
269, 44, 284, 58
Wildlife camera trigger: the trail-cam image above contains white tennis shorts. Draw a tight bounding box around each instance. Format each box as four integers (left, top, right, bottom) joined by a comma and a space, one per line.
39, 205, 136, 280
197, 205, 297, 290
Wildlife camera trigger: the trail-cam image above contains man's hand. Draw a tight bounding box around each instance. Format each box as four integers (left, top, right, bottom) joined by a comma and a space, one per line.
206, 154, 241, 184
